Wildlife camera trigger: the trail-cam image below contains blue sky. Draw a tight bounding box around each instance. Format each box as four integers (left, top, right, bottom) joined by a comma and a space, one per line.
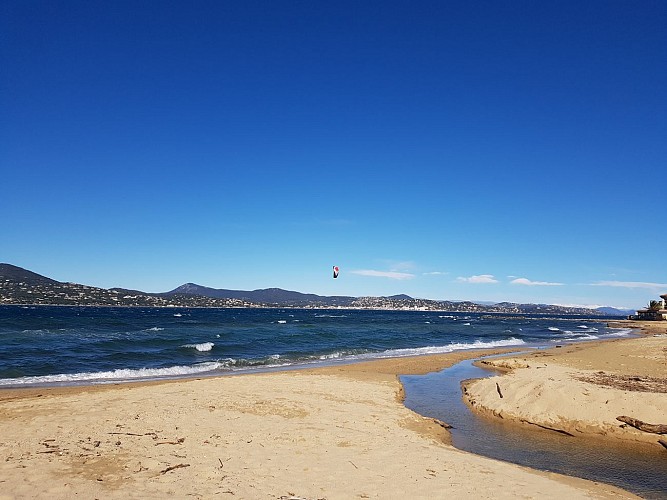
2, 1, 665, 309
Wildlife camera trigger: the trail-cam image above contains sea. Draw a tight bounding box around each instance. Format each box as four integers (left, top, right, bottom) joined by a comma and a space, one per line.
0, 305, 629, 387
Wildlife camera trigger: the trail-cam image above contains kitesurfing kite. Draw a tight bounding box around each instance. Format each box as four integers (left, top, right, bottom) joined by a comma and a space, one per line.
333, 266, 339, 279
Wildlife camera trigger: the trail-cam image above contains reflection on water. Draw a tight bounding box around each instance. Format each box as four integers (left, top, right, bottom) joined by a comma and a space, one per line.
401, 358, 667, 499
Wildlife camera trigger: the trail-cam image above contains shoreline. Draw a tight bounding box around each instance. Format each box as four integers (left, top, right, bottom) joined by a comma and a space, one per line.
0, 341, 647, 499
462, 322, 666, 450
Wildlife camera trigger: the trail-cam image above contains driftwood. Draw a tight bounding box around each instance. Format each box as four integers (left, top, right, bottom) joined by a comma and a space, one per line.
160, 463, 190, 474
616, 416, 667, 434
495, 382, 504, 398
658, 438, 667, 450
433, 418, 452, 429
520, 419, 575, 437
155, 437, 185, 446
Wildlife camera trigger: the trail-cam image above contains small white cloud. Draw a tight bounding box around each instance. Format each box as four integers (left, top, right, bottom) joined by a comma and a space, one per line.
351, 269, 415, 280
456, 274, 499, 284
591, 281, 667, 290
423, 271, 448, 276
510, 277, 564, 286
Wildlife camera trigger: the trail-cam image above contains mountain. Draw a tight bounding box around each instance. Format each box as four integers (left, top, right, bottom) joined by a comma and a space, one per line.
0, 263, 631, 316
595, 306, 635, 317
168, 283, 356, 307
0, 263, 59, 285
0, 264, 261, 308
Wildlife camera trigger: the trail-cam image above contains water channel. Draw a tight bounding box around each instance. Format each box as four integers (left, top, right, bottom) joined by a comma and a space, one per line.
401, 356, 667, 499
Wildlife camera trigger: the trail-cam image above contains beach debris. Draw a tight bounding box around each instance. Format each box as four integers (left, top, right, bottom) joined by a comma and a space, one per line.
108, 431, 159, 439
576, 373, 667, 393
155, 437, 185, 446
616, 416, 667, 434
519, 419, 575, 437
159, 463, 190, 474
433, 418, 452, 429
495, 382, 504, 398
658, 438, 667, 450
37, 440, 64, 454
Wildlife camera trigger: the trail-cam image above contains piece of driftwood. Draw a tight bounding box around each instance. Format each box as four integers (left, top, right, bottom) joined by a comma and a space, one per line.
520, 419, 575, 437
160, 463, 190, 474
433, 418, 452, 429
658, 438, 667, 450
616, 416, 667, 434
496, 382, 503, 398
155, 437, 185, 446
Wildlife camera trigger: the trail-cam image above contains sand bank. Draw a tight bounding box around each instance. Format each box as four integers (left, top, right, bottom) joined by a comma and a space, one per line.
0, 348, 635, 499
463, 324, 667, 449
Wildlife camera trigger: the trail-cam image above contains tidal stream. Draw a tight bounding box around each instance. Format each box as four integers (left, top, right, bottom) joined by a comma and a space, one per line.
401, 357, 666, 499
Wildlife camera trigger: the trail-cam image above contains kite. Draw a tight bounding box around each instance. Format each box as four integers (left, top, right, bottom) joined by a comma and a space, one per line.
333, 266, 339, 279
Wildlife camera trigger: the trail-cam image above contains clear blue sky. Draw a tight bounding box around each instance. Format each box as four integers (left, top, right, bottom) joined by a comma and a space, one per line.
2, 1, 665, 309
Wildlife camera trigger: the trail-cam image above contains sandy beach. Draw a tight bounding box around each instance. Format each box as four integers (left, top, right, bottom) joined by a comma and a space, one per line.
463, 322, 667, 449
0, 338, 657, 499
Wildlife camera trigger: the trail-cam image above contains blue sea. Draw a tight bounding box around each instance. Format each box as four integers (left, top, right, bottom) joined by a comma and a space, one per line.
0, 305, 630, 387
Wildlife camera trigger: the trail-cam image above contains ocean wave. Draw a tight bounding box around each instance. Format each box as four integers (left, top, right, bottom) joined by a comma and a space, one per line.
604, 328, 632, 337
548, 327, 560, 331
551, 334, 599, 342
0, 362, 226, 387
146, 327, 164, 332
181, 342, 214, 352
365, 338, 526, 359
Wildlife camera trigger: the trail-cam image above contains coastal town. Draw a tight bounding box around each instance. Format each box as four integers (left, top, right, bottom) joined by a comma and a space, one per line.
0, 263, 633, 316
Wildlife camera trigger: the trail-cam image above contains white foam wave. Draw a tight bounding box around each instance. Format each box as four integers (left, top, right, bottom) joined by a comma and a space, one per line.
146, 327, 164, 332
367, 338, 526, 359
0, 362, 225, 387
182, 342, 214, 352
552, 334, 599, 342
604, 329, 632, 337
548, 327, 560, 331
319, 352, 343, 360
276, 320, 287, 324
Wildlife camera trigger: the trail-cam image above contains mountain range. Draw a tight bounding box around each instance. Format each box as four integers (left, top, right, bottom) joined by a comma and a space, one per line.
0, 263, 634, 316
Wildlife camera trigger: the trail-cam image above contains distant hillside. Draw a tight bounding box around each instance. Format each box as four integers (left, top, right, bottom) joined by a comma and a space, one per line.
0, 263, 60, 285
168, 283, 356, 307
0, 263, 629, 316
595, 306, 635, 317
0, 264, 261, 308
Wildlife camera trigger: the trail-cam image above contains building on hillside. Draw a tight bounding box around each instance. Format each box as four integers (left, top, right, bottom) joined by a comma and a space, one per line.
630, 293, 667, 320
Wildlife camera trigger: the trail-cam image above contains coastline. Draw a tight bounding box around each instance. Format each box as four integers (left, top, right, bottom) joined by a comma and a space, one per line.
463, 322, 667, 449
0, 345, 640, 499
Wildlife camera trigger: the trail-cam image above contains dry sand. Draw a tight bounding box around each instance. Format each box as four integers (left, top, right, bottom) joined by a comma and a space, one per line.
463, 322, 667, 449
0, 343, 649, 499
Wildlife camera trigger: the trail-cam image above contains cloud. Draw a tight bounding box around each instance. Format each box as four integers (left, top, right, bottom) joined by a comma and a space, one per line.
510, 277, 564, 286
456, 274, 499, 284
590, 281, 667, 290
350, 269, 415, 280
423, 271, 448, 276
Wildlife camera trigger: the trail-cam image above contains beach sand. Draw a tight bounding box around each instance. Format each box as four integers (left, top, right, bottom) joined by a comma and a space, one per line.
0, 344, 648, 499
463, 322, 667, 449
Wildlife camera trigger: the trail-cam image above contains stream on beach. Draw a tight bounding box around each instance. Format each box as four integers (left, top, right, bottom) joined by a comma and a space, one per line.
401, 357, 667, 499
